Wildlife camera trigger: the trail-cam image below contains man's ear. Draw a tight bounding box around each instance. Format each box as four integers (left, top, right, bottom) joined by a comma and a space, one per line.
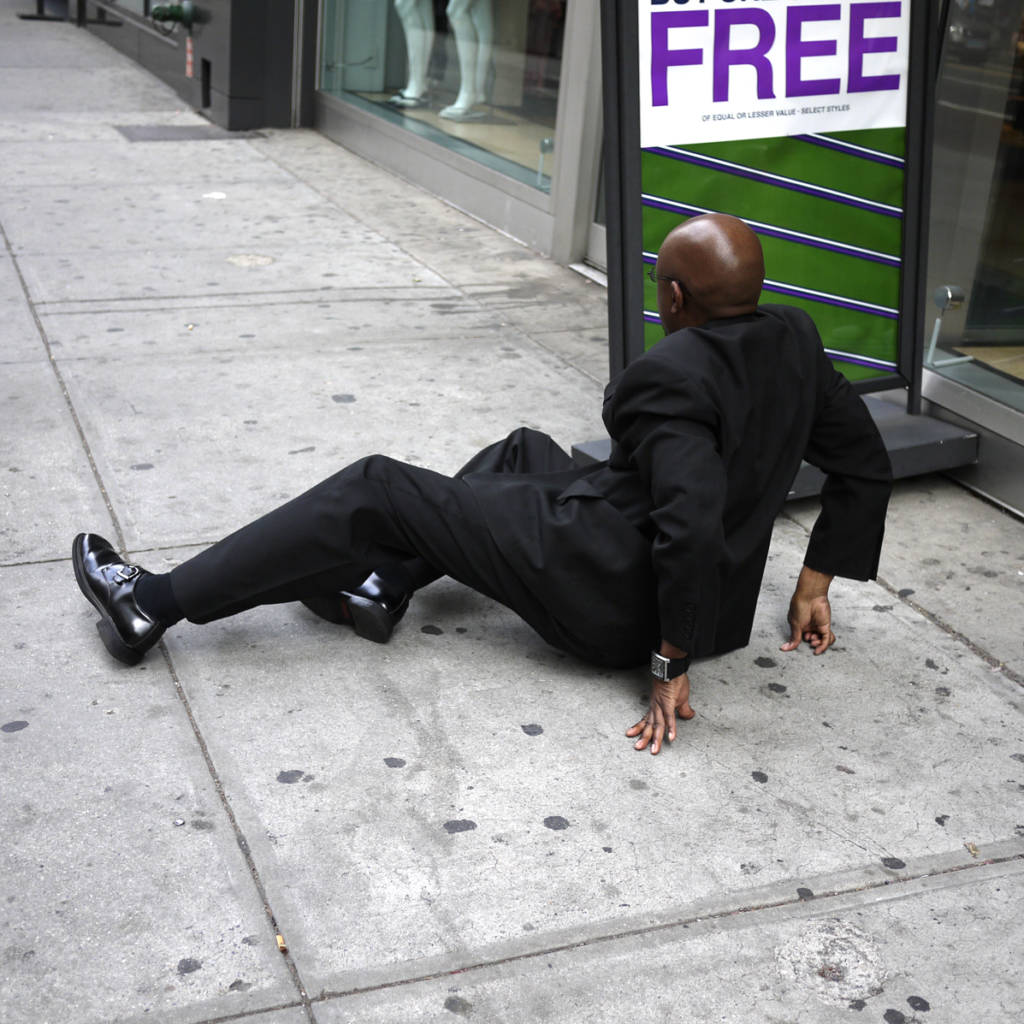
670, 279, 685, 315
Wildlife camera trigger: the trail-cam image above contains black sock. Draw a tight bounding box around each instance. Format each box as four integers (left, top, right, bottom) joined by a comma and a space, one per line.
135, 572, 184, 626
395, 557, 439, 593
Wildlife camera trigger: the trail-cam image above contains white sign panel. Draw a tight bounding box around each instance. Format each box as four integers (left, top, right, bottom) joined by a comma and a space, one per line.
638, 0, 911, 148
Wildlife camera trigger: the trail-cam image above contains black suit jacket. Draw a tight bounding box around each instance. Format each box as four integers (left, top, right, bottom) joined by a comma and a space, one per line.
587, 304, 892, 656
466, 304, 891, 665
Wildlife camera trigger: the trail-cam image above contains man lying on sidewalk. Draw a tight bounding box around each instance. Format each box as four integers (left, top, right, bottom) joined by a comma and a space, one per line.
73, 214, 892, 755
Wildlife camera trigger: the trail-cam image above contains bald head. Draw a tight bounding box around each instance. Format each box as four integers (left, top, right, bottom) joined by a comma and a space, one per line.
654, 214, 764, 333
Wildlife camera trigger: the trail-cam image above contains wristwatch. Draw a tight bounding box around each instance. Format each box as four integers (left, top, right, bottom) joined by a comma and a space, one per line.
650, 651, 691, 680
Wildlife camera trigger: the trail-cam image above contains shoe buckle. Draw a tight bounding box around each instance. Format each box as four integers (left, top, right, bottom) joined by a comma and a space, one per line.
114, 564, 141, 584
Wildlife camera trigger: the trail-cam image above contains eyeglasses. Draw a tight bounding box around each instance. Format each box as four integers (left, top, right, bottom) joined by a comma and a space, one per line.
647, 265, 683, 287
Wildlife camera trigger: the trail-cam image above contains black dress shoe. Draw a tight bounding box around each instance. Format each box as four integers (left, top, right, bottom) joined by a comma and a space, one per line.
72, 533, 164, 665
301, 571, 410, 644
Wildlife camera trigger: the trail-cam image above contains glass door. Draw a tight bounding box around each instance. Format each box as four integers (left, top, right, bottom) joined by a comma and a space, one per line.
926, 0, 1024, 415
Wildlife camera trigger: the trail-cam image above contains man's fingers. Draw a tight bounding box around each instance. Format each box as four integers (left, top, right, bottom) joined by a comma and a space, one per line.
650, 703, 672, 755
633, 704, 667, 754
629, 717, 653, 750
671, 684, 694, 723
780, 621, 802, 652
635, 724, 652, 750
648, 705, 663, 754
812, 628, 836, 655
628, 683, 694, 754
667, 718, 676, 742
782, 621, 836, 654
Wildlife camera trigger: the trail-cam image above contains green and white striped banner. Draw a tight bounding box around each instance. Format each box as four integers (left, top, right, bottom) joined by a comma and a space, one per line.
636, 1, 912, 383
641, 128, 906, 382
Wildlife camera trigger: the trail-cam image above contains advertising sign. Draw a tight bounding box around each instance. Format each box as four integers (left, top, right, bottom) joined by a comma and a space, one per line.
639, 0, 911, 148
618, 0, 923, 386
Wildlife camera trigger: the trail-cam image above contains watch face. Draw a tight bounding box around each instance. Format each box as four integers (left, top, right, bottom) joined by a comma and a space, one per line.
650, 652, 667, 679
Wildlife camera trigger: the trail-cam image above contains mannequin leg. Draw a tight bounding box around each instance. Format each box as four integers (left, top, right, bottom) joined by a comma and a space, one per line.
441, 0, 493, 119
468, 0, 493, 108
391, 0, 435, 105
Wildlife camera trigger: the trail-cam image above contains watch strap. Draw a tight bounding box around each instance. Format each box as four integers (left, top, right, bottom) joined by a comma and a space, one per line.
650, 651, 691, 679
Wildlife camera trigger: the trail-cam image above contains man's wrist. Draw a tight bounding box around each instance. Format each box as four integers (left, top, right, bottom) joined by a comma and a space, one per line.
650, 650, 691, 680
796, 565, 833, 597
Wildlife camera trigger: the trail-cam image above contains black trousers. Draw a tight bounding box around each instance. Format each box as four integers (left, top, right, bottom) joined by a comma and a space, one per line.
169, 429, 655, 667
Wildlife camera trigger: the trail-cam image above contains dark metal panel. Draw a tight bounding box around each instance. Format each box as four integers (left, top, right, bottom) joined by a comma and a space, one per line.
259, 1, 297, 126
78, 0, 294, 130
599, 0, 643, 378
296, 0, 319, 127
18, 0, 67, 21
194, 0, 233, 122
928, 412, 1024, 519
137, 23, 197, 108
852, 375, 908, 397
898, 0, 938, 413
114, 124, 261, 141
221, 1, 294, 125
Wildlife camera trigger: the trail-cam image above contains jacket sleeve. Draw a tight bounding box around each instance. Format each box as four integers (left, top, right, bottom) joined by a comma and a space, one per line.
603, 352, 727, 652
802, 355, 893, 580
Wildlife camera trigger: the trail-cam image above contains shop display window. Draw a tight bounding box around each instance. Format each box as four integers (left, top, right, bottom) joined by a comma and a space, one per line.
107, 1, 148, 16
927, 1, 1024, 414
320, 0, 566, 192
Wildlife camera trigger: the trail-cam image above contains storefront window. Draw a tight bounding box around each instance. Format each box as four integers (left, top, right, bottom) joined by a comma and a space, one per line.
87, 1, 147, 16
926, 1, 1024, 414
320, 0, 566, 192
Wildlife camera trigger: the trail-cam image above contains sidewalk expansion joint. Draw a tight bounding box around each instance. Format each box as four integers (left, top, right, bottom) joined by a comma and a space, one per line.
33, 284, 454, 311
0, 219, 129, 552
1, 553, 79, 569
182, 999, 308, 1024
156, 641, 317, 1024
780, 510, 1022, 688
874, 573, 1023, 687
1, 545, 216, 572
310, 849, 1024, 1005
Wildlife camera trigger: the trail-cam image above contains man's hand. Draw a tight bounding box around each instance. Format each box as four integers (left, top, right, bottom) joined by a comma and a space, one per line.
781, 565, 835, 655
626, 673, 695, 755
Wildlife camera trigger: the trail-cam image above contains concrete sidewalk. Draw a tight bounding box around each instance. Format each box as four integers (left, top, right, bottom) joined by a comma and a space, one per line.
2, 5, 1022, 1022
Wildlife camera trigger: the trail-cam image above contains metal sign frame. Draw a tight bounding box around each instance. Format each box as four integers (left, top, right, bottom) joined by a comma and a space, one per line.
601, 0, 937, 405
